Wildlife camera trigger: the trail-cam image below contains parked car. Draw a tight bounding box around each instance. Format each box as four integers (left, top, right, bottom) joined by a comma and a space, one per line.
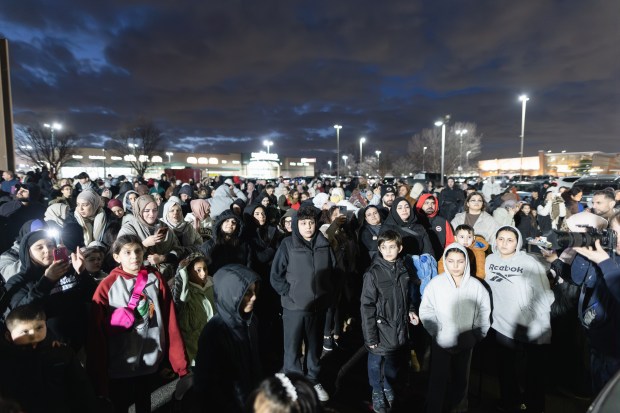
573, 175, 620, 206
553, 175, 582, 190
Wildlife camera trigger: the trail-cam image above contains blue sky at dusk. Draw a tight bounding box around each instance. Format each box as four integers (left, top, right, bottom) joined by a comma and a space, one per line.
1, 1, 618, 163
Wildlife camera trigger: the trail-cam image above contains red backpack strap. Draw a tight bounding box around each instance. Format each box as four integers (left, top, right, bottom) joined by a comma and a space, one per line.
127, 269, 149, 310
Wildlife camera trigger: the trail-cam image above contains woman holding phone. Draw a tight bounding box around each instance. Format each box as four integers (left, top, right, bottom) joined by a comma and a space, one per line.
118, 194, 182, 280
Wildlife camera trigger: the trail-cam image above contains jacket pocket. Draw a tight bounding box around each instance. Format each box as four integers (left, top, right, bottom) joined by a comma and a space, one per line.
376, 316, 399, 350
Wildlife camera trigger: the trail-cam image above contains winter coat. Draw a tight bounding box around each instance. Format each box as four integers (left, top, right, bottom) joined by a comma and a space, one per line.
360, 255, 411, 355
415, 194, 455, 260
199, 210, 249, 275
209, 184, 247, 219
420, 243, 491, 352
485, 226, 554, 344
87, 266, 188, 396
193, 264, 261, 413
381, 196, 434, 256
438, 235, 489, 279
270, 213, 336, 312
451, 210, 500, 244
4, 231, 97, 349
172, 260, 216, 364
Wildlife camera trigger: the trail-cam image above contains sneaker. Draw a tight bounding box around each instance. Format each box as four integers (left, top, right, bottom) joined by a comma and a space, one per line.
371, 390, 387, 413
322, 336, 334, 351
383, 388, 395, 407
314, 383, 330, 402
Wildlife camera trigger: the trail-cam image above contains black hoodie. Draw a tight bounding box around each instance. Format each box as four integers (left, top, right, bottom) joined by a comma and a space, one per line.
193, 264, 261, 413
270, 212, 336, 311
199, 210, 249, 274
381, 196, 434, 256
4, 231, 97, 349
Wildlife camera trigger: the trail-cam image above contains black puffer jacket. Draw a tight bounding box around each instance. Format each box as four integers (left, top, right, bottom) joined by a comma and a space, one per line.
270, 213, 335, 311
193, 264, 261, 413
360, 255, 411, 355
381, 196, 433, 256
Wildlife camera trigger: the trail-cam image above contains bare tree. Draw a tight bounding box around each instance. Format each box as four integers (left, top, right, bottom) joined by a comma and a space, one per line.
15, 124, 79, 178
108, 119, 164, 177
407, 122, 482, 175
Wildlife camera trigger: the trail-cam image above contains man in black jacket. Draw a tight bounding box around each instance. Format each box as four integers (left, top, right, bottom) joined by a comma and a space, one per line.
270, 205, 335, 402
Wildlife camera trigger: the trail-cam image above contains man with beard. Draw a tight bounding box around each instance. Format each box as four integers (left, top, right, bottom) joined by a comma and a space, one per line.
378, 185, 396, 220
415, 194, 455, 260
0, 183, 46, 254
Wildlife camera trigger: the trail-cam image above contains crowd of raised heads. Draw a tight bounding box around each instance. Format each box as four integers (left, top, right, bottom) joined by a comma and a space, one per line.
0, 168, 619, 413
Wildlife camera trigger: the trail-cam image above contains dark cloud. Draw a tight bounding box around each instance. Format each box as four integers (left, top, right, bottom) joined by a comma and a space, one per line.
1, 0, 618, 166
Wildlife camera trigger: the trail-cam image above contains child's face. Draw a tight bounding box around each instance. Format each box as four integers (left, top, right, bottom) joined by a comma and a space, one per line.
456, 230, 474, 248
445, 251, 466, 277
7, 319, 47, 347
84, 252, 104, 273
496, 230, 518, 258
113, 243, 144, 275
379, 240, 402, 262
189, 260, 208, 285
521, 205, 531, 215
240, 282, 258, 314
29, 238, 56, 267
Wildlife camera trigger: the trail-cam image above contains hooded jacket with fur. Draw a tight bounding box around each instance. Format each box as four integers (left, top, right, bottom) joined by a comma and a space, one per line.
420, 243, 491, 351
485, 226, 554, 344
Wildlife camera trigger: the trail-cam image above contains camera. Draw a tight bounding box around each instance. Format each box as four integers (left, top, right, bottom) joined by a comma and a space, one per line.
547, 226, 617, 252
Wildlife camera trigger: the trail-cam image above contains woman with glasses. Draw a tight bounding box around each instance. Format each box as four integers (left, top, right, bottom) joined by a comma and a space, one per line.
451, 191, 500, 244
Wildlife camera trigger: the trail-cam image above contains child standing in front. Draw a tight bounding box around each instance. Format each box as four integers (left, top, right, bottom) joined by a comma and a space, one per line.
438, 224, 489, 279
420, 243, 492, 413
88, 234, 188, 413
361, 230, 419, 413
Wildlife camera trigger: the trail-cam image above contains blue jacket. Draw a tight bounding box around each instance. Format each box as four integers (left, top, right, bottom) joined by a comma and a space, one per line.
571, 254, 620, 358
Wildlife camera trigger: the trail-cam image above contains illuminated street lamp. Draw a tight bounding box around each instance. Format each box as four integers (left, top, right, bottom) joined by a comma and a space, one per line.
43, 122, 63, 175
342, 155, 348, 171
466, 150, 472, 171
334, 125, 342, 177
434, 115, 450, 186
165, 151, 173, 164
263, 140, 273, 154
327, 160, 332, 174
422, 146, 428, 171
375, 150, 381, 174
519, 95, 530, 177
359, 137, 366, 163
455, 129, 468, 175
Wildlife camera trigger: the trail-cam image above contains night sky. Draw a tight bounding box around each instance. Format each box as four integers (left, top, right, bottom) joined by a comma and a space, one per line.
1, 1, 619, 164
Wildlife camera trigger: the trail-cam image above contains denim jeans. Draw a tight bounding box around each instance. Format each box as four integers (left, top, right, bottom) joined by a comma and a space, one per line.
367, 349, 408, 394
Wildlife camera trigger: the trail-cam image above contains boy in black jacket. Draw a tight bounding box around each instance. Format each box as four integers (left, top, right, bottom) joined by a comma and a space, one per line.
270, 205, 335, 402
361, 230, 419, 413
0, 304, 98, 413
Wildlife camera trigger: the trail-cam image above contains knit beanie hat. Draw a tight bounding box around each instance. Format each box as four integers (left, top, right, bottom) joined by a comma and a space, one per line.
381, 185, 395, 198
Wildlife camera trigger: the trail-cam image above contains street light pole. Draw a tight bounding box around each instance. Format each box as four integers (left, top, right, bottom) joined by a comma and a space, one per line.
466, 150, 472, 172
328, 160, 332, 174
102, 148, 106, 177
43, 122, 62, 177
435, 116, 450, 186
519, 95, 529, 178
422, 146, 428, 171
375, 150, 381, 175
263, 140, 273, 154
334, 125, 342, 178
359, 137, 366, 164
455, 129, 467, 177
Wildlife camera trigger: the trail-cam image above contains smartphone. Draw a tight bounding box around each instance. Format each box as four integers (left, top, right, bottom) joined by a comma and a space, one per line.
338, 206, 347, 215
53, 246, 69, 262
156, 225, 169, 237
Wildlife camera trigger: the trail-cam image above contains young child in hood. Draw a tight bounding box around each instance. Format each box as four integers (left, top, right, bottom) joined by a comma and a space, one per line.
172, 252, 216, 365
438, 224, 489, 279
88, 234, 188, 413
485, 226, 554, 413
420, 243, 491, 413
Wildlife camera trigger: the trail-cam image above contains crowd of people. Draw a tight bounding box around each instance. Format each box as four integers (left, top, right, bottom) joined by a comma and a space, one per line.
0, 167, 619, 413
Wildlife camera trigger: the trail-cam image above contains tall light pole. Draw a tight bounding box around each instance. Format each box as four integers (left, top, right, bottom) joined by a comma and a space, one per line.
435, 116, 450, 186
327, 160, 332, 174
455, 129, 468, 176
422, 146, 428, 171
43, 122, 62, 176
334, 125, 342, 178
102, 148, 106, 177
342, 155, 348, 169
375, 150, 381, 175
466, 150, 472, 172
263, 140, 273, 154
359, 137, 366, 163
165, 151, 173, 165
519, 95, 529, 177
